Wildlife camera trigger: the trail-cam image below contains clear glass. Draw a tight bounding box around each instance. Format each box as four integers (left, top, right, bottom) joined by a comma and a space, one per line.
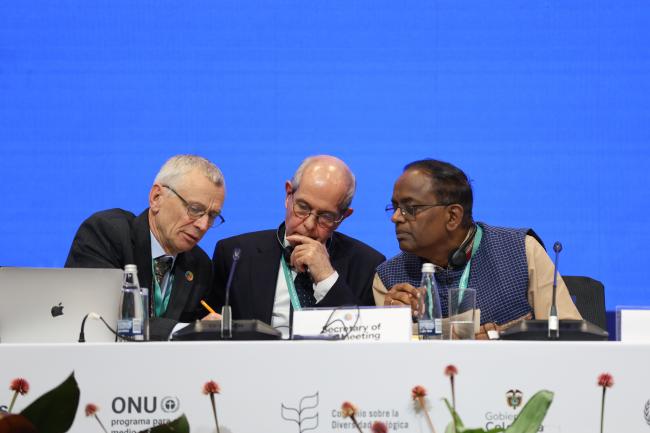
140, 287, 150, 341
448, 287, 476, 340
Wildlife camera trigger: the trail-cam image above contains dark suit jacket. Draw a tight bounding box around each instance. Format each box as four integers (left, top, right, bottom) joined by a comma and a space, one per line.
209, 228, 385, 325
65, 208, 212, 339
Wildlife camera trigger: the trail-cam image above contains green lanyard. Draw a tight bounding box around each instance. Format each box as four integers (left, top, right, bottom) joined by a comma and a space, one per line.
427, 224, 484, 315
458, 224, 483, 296
151, 262, 174, 317
280, 256, 305, 311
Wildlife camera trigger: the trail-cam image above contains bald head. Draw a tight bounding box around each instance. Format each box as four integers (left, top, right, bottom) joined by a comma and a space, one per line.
284, 155, 355, 243
290, 155, 356, 211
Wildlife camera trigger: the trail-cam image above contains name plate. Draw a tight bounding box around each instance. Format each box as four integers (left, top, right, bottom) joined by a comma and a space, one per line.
292, 306, 412, 342
617, 307, 650, 342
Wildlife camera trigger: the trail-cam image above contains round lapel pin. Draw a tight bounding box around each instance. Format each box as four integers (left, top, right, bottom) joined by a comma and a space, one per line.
185, 271, 194, 282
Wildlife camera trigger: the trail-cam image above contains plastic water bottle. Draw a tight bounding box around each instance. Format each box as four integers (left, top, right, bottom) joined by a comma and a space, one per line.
117, 264, 145, 341
417, 263, 442, 339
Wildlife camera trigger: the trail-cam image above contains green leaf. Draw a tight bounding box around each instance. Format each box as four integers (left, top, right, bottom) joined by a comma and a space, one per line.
444, 423, 503, 433
463, 429, 497, 433
504, 390, 554, 433
20, 372, 80, 433
442, 397, 465, 431
141, 414, 190, 433
441, 396, 507, 433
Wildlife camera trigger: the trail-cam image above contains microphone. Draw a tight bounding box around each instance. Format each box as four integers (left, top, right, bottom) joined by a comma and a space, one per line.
548, 241, 562, 339
221, 247, 241, 339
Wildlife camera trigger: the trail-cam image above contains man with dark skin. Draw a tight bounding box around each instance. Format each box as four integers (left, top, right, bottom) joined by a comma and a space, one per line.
374, 159, 581, 336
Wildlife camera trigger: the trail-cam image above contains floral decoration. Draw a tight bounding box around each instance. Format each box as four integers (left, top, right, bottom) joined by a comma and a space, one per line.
85, 403, 108, 433
8, 378, 30, 413
371, 420, 388, 433
598, 372, 614, 433
341, 401, 363, 433
203, 380, 222, 433
411, 385, 435, 433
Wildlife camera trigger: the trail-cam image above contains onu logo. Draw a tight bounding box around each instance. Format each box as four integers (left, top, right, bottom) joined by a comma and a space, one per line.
112, 396, 179, 414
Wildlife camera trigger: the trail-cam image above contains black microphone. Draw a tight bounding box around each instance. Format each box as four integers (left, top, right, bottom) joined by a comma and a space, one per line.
221, 247, 241, 339
548, 241, 562, 339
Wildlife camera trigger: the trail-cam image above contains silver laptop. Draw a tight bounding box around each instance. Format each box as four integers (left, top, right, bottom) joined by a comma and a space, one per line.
0, 267, 124, 343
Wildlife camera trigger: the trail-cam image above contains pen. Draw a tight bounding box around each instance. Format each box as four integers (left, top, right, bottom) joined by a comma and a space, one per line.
200, 299, 217, 315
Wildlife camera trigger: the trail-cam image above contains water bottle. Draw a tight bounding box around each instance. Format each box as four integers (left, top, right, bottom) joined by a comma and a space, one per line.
417, 263, 442, 339
117, 264, 145, 341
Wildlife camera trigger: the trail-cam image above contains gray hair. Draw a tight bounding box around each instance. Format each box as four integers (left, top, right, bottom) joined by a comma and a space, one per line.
290, 155, 356, 211
154, 155, 225, 188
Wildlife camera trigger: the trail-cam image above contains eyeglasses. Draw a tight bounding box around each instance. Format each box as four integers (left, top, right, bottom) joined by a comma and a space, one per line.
290, 193, 345, 229
385, 203, 450, 219
163, 185, 225, 228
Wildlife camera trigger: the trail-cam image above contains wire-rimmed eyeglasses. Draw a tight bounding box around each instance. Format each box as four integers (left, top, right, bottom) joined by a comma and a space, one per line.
385, 203, 450, 219
163, 185, 225, 228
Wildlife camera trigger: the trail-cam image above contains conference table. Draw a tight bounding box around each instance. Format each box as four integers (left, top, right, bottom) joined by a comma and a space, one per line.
1, 340, 648, 433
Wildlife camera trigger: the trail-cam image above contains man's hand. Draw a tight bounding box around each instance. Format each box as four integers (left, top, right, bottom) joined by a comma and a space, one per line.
384, 283, 420, 317
286, 234, 335, 283
202, 312, 222, 321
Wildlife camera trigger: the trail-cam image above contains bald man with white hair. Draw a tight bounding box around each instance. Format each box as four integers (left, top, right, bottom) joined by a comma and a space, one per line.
209, 155, 385, 338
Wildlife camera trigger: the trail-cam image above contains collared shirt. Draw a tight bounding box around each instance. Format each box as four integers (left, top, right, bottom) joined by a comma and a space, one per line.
270, 236, 339, 339
150, 231, 177, 299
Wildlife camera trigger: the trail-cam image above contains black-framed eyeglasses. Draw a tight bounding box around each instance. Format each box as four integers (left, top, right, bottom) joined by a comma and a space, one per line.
163, 185, 225, 228
385, 203, 450, 219
289, 193, 345, 229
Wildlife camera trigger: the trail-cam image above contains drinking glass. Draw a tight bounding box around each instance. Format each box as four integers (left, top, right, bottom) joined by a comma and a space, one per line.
448, 287, 476, 340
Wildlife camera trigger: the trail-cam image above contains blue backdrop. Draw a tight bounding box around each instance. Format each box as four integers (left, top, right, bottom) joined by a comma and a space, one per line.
1, 1, 648, 310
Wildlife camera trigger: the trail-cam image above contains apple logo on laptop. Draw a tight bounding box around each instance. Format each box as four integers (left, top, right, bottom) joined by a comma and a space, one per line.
51, 302, 64, 317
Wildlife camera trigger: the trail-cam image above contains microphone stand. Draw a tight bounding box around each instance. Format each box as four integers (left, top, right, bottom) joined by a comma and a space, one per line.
548, 241, 562, 339
170, 246, 281, 341
500, 239, 607, 341
221, 248, 241, 339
